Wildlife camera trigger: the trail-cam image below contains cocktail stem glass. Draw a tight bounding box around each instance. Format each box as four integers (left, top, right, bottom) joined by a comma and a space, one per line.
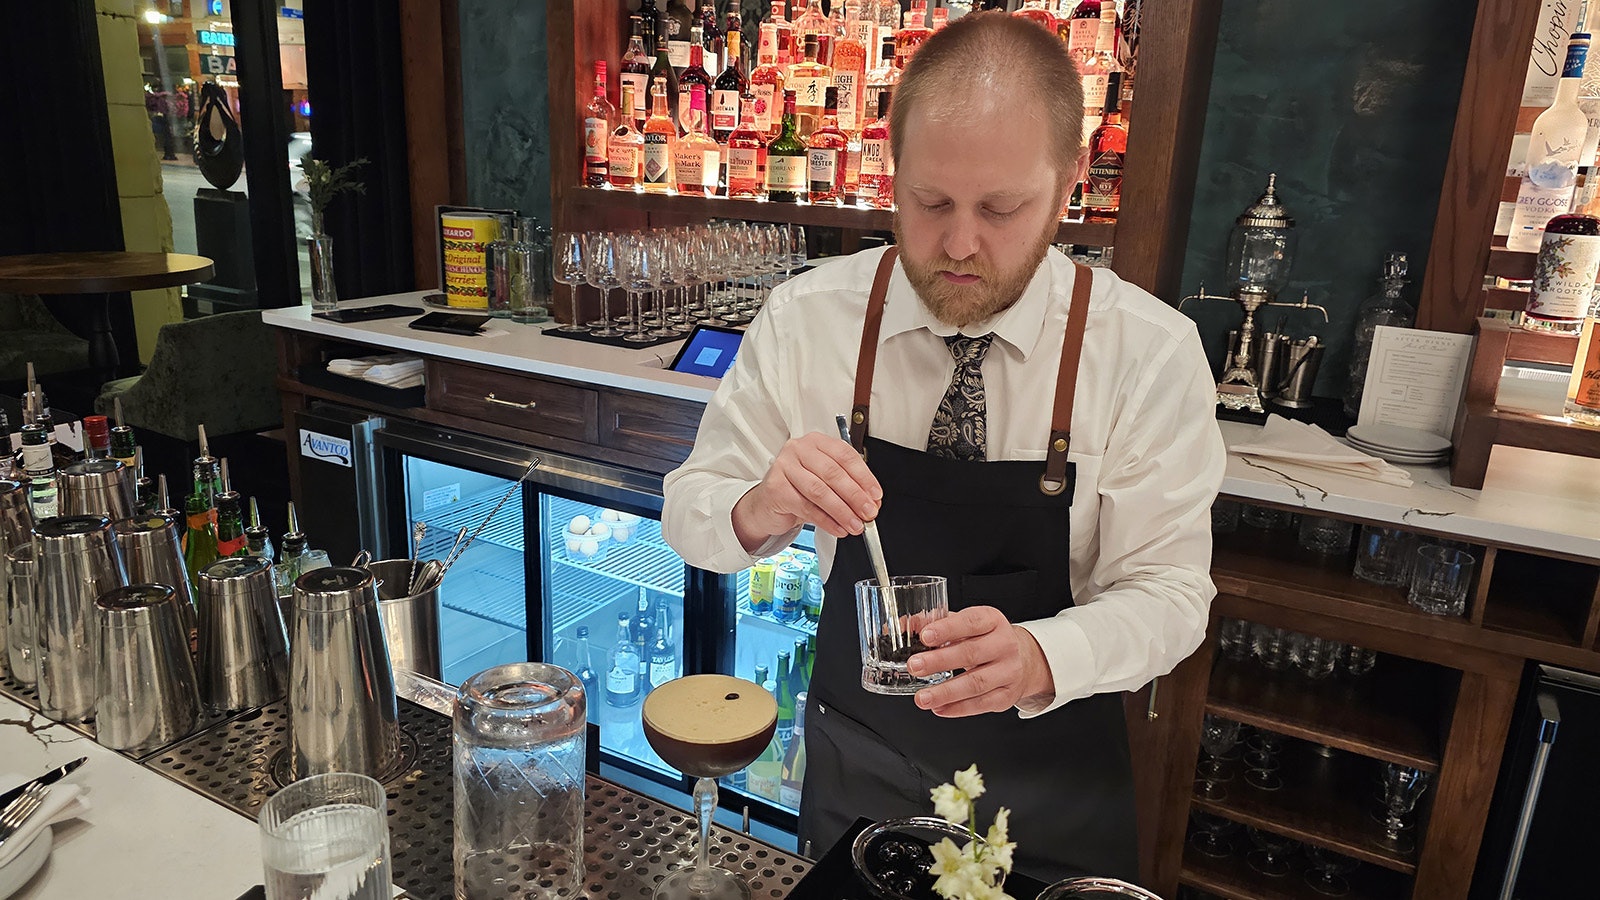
689, 776, 719, 893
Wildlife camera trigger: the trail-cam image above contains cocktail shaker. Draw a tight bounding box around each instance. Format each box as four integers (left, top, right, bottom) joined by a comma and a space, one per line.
94, 582, 201, 753
59, 458, 135, 520
369, 558, 442, 680
288, 566, 401, 781
195, 555, 288, 714
0, 479, 34, 679
35, 514, 124, 723
114, 513, 196, 641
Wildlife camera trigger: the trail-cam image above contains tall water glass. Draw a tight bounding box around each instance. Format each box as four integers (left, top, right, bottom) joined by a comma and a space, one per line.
454, 662, 586, 900
550, 233, 590, 333
260, 771, 393, 900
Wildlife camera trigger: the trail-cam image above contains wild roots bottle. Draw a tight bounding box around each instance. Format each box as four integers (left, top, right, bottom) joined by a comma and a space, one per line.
1527, 212, 1600, 334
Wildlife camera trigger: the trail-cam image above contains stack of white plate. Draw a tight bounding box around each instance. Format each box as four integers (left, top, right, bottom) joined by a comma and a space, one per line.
1344, 424, 1452, 466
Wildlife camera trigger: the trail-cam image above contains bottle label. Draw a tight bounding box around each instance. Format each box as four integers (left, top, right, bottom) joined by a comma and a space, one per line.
675, 147, 721, 191
608, 142, 641, 179
807, 148, 840, 190
20, 443, 50, 477
779, 783, 801, 809
791, 76, 828, 109
728, 146, 761, 181
1575, 325, 1600, 409
644, 135, 673, 185
713, 89, 741, 130
217, 535, 248, 557
1565, 43, 1590, 79
621, 73, 649, 117
747, 768, 780, 801
649, 654, 677, 688
607, 661, 637, 696
835, 72, 860, 131
860, 138, 891, 176
1068, 18, 1097, 54
753, 84, 778, 132
669, 40, 692, 69
777, 723, 795, 748
767, 155, 805, 191
1530, 231, 1600, 321
844, 143, 862, 186
1082, 74, 1110, 112
1082, 113, 1103, 146
1084, 148, 1124, 209
1508, 179, 1577, 252
584, 117, 609, 167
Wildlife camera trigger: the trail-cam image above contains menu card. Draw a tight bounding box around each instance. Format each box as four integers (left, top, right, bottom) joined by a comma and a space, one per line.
1356, 326, 1474, 438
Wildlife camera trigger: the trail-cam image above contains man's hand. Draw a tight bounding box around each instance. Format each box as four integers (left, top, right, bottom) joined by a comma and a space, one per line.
731, 432, 883, 552
908, 606, 1055, 716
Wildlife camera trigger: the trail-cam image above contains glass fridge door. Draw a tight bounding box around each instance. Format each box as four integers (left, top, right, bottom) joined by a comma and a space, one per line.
398, 456, 531, 687
722, 528, 822, 817
539, 491, 687, 782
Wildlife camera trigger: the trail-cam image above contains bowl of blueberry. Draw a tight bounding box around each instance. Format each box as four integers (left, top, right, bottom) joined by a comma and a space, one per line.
850, 816, 970, 900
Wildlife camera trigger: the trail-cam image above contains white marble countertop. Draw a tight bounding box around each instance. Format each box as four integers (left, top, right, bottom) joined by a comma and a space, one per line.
0, 697, 260, 900
265, 298, 1600, 561
262, 294, 720, 403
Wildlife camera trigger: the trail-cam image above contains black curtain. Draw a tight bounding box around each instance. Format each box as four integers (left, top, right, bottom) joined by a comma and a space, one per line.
304, 0, 416, 299
0, 0, 136, 367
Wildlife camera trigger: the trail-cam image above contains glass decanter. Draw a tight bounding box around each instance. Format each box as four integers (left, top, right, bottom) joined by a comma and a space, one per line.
1344, 251, 1414, 418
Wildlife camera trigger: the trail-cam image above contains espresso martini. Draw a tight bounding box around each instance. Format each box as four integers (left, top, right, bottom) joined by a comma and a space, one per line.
642, 674, 778, 778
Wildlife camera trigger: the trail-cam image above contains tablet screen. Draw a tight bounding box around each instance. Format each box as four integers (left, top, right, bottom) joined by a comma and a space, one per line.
668, 324, 746, 378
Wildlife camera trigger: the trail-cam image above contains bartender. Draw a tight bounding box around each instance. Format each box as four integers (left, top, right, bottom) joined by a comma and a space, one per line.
661, 11, 1224, 883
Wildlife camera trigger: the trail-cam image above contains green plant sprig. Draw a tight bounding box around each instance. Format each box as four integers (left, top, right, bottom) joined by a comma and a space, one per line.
302, 156, 370, 235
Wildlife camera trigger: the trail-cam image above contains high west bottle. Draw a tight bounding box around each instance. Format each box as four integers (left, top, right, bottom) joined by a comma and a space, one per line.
583, 60, 616, 187
1509, 33, 1592, 253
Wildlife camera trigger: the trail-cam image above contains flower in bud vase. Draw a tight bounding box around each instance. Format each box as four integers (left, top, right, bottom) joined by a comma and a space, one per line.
927, 766, 1017, 900
300, 156, 369, 311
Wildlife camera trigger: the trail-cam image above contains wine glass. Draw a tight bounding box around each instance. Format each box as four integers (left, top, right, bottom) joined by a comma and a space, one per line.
550, 232, 590, 333
1195, 714, 1241, 800
642, 674, 778, 900
1188, 810, 1236, 859
785, 224, 808, 281
1245, 826, 1295, 877
1244, 728, 1285, 791
1304, 846, 1361, 896
620, 234, 657, 343
583, 232, 625, 337
1372, 763, 1430, 853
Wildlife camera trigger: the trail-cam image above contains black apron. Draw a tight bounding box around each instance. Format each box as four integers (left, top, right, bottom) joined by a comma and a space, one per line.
797, 249, 1138, 883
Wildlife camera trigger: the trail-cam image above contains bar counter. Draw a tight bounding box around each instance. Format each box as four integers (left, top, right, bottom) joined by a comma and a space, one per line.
0, 675, 811, 900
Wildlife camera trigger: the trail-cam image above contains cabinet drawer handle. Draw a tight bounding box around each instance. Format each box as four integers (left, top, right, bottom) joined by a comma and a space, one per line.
484, 392, 537, 410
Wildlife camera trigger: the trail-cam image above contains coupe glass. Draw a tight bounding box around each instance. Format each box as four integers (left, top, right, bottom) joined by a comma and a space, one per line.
1244, 728, 1285, 791
583, 232, 625, 337
1246, 827, 1295, 877
642, 674, 778, 900
550, 233, 590, 333
1188, 810, 1236, 859
1195, 714, 1241, 799
1304, 846, 1361, 896
1372, 763, 1430, 853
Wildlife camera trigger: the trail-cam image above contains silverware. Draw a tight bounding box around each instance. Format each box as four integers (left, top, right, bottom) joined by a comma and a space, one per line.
834, 415, 900, 650
0, 782, 49, 849
0, 757, 84, 810
407, 521, 427, 594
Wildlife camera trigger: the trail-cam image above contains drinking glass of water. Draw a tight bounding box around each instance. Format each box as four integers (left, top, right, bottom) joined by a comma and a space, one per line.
260, 771, 392, 900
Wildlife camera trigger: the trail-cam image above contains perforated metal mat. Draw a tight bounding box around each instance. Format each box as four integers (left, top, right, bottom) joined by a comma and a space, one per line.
145, 697, 811, 900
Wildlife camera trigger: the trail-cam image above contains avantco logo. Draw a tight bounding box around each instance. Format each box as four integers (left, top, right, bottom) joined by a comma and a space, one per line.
299, 429, 353, 468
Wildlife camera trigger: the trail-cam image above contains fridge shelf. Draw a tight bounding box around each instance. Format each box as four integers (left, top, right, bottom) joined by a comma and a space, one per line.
737, 598, 819, 637
546, 497, 687, 598
417, 486, 525, 556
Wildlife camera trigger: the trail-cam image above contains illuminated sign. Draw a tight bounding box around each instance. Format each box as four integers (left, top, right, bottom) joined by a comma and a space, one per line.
202, 54, 238, 76
281, 7, 304, 18
197, 30, 235, 46
209, 0, 223, 15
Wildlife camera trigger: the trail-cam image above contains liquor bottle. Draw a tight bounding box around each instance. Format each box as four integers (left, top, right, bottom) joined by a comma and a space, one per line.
679, 26, 715, 132
1343, 252, 1414, 418
697, 0, 723, 74
606, 611, 643, 707
804, 633, 815, 684
746, 717, 785, 802
640, 0, 660, 48
864, 35, 898, 102
643, 78, 679, 193
765, 91, 808, 203
1565, 292, 1600, 425
713, 29, 748, 142
1080, 2, 1121, 141
873, 0, 899, 52
665, 0, 695, 70
1509, 33, 1592, 253
584, 60, 616, 188
859, 91, 894, 208
807, 87, 848, 204
894, 3, 932, 70
775, 650, 796, 749
272, 500, 308, 597
1067, 0, 1101, 62
81, 415, 110, 460
793, 0, 828, 46
789, 34, 831, 138
215, 488, 248, 558
789, 636, 810, 698
779, 690, 807, 809
1084, 72, 1126, 223
648, 604, 678, 689
931, 6, 948, 30
182, 465, 221, 587
19, 424, 57, 519
727, 96, 768, 199
1014, 0, 1057, 34
631, 589, 655, 690
725, 8, 745, 66
650, 17, 682, 130
1527, 213, 1600, 334
674, 86, 722, 196
767, 0, 795, 71
245, 496, 274, 560
609, 82, 645, 191
109, 397, 137, 469
750, 23, 787, 142
755, 663, 773, 699
833, 2, 868, 133
621, 15, 652, 128
574, 624, 602, 701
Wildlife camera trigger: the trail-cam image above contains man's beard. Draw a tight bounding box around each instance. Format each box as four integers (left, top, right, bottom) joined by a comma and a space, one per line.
894, 212, 1057, 329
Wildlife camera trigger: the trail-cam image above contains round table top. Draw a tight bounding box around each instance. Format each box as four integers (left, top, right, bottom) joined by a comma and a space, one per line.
0, 251, 215, 294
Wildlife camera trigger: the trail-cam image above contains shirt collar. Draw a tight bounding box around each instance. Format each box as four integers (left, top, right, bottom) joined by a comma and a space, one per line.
878, 250, 1063, 362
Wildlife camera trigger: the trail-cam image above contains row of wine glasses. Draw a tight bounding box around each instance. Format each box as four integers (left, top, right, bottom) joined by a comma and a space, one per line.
550, 222, 808, 340
1218, 618, 1379, 681
1195, 716, 1289, 798
1188, 815, 1364, 896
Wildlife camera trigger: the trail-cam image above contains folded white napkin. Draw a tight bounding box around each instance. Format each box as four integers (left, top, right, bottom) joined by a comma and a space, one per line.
327, 353, 413, 377
1230, 415, 1413, 488
362, 359, 425, 389
0, 778, 90, 868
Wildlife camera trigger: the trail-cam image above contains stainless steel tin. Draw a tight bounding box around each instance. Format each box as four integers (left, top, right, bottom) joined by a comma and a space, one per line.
368, 559, 442, 680
35, 514, 123, 723
288, 566, 400, 780
94, 582, 201, 753
5, 540, 37, 684
1270, 338, 1326, 410
59, 458, 135, 520
113, 514, 196, 638
0, 479, 34, 679
195, 555, 288, 714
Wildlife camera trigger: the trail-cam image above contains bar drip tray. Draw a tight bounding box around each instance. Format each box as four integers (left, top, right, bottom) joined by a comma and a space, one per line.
265, 727, 419, 790
147, 698, 812, 899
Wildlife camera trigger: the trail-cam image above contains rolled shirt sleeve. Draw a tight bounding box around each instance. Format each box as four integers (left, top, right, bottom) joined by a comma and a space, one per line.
1015, 328, 1224, 716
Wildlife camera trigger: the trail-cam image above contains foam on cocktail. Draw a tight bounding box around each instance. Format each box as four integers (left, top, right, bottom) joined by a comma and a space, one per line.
642, 674, 778, 778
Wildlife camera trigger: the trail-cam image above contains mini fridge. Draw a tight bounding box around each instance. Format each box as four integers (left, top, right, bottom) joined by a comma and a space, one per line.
364, 418, 822, 829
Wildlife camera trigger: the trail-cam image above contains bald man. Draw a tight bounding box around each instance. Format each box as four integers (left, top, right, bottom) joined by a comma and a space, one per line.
663, 12, 1224, 882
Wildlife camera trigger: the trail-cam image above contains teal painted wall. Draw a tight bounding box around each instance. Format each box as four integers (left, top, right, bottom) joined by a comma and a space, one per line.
1178, 0, 1476, 397
458, 0, 553, 226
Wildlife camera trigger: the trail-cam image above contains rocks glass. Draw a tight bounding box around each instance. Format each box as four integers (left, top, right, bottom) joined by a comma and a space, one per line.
1407, 545, 1476, 617
260, 771, 392, 900
453, 662, 587, 900
1297, 516, 1354, 555
855, 576, 951, 694
1352, 526, 1414, 586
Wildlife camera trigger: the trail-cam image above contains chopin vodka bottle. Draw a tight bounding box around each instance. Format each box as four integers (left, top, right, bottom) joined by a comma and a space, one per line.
1509, 33, 1592, 253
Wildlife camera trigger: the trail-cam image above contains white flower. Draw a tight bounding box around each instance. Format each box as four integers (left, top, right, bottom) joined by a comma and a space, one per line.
986, 807, 1009, 845
953, 764, 986, 800
930, 782, 969, 825
929, 838, 984, 899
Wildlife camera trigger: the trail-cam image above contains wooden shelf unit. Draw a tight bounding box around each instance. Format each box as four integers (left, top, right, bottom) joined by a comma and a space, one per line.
1181, 844, 1412, 900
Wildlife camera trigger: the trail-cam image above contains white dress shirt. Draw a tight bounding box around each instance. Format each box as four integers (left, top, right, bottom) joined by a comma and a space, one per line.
662, 245, 1225, 715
